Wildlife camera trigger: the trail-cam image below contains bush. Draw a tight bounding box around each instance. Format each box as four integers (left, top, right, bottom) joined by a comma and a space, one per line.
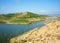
21, 40, 27, 43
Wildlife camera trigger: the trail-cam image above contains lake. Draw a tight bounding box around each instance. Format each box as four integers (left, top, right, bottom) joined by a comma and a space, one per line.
0, 21, 45, 43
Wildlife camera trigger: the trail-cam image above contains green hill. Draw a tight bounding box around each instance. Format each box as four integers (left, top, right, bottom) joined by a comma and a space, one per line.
0, 12, 48, 24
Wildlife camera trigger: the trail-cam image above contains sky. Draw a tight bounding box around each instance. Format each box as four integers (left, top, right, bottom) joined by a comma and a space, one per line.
0, 0, 60, 15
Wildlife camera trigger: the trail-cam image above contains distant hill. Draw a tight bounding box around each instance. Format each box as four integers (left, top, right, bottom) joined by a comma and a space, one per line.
10, 18, 60, 43
0, 12, 48, 24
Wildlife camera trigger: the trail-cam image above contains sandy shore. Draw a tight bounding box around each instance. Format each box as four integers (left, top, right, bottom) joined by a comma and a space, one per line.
10, 19, 60, 43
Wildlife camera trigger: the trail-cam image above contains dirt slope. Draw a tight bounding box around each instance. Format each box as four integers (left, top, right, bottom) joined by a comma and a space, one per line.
10, 18, 60, 43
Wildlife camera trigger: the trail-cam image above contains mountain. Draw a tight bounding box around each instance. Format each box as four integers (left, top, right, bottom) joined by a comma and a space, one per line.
10, 18, 60, 43
0, 12, 48, 24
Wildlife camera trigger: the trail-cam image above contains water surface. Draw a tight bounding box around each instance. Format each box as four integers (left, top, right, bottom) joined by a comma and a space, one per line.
0, 21, 45, 43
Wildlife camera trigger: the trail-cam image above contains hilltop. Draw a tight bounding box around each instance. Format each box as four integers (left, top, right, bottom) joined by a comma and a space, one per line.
0, 12, 48, 24
10, 18, 60, 43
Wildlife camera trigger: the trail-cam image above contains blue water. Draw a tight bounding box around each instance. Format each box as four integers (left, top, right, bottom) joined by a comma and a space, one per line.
0, 21, 45, 43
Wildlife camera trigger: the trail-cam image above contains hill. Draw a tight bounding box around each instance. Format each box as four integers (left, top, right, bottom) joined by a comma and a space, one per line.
10, 18, 60, 43
0, 12, 48, 24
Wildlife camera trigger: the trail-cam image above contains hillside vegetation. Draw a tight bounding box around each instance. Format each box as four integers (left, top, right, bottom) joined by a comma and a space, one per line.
10, 18, 60, 43
0, 12, 48, 24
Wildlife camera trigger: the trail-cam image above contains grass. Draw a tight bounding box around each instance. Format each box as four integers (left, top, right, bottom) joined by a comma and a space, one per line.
2, 14, 17, 19
27, 12, 47, 18
0, 21, 6, 23
12, 18, 29, 23
0, 12, 48, 24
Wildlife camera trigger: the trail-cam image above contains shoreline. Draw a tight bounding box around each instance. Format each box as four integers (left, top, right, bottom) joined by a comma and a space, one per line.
0, 18, 46, 24
10, 18, 60, 43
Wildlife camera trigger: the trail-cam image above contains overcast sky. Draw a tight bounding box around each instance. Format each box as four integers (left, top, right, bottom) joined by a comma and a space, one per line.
0, 0, 60, 15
